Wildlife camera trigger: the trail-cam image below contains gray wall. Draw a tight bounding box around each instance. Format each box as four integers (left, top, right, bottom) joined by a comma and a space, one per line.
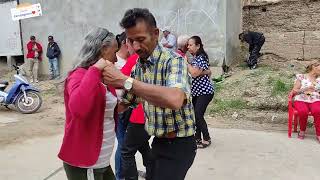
0, 1, 22, 56
225, 0, 241, 66
20, 0, 238, 75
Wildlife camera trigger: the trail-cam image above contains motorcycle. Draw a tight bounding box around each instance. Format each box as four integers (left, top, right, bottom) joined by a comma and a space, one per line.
0, 65, 42, 114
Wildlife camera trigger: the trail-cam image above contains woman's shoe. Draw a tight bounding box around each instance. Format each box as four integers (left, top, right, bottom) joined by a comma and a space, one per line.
197, 139, 211, 149
196, 139, 202, 146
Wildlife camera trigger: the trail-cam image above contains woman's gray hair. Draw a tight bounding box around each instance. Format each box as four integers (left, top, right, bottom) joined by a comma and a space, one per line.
71, 27, 115, 71
177, 35, 190, 49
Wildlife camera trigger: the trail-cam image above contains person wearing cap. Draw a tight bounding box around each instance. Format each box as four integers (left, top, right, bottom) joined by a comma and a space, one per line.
160, 28, 177, 50
46, 36, 61, 80
26, 35, 43, 83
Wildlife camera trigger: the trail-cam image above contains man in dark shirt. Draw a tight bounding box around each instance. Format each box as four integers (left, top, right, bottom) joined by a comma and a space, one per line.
239, 31, 265, 69
46, 36, 61, 79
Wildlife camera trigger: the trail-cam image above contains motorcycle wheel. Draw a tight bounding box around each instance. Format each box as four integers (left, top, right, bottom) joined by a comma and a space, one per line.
15, 91, 42, 114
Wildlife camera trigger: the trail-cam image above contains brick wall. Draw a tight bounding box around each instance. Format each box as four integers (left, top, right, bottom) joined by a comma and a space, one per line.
243, 0, 320, 60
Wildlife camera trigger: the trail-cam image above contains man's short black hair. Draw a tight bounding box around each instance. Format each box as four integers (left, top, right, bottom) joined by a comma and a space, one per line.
30, 35, 36, 40
48, 35, 54, 40
120, 8, 157, 29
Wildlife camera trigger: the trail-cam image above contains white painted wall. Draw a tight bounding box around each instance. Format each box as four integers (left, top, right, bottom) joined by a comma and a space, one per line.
19, 0, 241, 75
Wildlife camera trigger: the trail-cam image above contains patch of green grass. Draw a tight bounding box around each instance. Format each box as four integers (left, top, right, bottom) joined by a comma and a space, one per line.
258, 64, 275, 71
209, 98, 248, 113
246, 70, 264, 78
238, 62, 248, 70
271, 79, 292, 96
214, 83, 223, 93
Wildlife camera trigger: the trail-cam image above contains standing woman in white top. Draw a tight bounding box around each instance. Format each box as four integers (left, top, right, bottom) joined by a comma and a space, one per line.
292, 61, 320, 143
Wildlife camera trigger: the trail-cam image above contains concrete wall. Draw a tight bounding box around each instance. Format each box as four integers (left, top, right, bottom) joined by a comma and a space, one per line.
19, 0, 240, 75
225, 0, 242, 66
0, 1, 23, 56
243, 0, 320, 61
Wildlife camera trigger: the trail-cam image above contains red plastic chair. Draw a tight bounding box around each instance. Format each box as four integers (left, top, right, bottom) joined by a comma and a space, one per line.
288, 91, 311, 138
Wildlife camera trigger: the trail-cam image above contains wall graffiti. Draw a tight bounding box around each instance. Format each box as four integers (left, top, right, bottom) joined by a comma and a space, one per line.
154, 3, 225, 65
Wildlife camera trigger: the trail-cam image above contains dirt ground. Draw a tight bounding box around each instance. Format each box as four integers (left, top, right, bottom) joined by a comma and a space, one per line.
0, 80, 65, 147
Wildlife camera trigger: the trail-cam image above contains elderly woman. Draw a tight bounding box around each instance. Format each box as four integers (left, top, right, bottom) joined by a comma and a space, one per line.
176, 35, 190, 59
187, 36, 214, 149
292, 62, 320, 143
58, 28, 119, 180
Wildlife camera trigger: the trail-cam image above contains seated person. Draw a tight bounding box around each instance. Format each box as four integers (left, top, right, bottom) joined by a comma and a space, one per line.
292, 61, 320, 143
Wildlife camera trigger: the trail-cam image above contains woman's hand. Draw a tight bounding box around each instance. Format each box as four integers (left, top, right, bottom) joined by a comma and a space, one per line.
201, 69, 212, 77
93, 58, 109, 71
303, 86, 316, 95
187, 64, 201, 78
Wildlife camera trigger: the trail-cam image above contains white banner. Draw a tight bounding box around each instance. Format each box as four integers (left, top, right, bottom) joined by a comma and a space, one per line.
11, 3, 42, 21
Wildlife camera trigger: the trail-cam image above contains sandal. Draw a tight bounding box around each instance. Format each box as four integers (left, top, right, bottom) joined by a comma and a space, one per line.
197, 139, 211, 149
196, 139, 202, 146
298, 132, 305, 140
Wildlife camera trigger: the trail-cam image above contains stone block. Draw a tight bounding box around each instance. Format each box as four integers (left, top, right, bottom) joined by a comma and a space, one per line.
304, 31, 320, 45
264, 32, 304, 44
303, 45, 320, 59
262, 43, 303, 60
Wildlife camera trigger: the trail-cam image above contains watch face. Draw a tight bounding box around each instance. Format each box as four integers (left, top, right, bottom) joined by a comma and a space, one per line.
124, 81, 132, 90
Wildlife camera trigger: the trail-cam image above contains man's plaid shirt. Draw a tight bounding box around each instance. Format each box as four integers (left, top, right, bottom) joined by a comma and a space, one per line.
123, 44, 195, 138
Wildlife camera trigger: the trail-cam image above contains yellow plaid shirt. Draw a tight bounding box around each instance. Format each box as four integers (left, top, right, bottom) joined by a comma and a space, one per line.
123, 44, 195, 137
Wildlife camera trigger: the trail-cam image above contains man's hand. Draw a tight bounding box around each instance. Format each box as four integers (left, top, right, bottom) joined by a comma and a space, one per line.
93, 58, 109, 70
102, 61, 128, 88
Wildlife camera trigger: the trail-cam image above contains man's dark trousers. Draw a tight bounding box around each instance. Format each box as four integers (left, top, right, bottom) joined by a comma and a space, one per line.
151, 136, 197, 180
248, 36, 265, 67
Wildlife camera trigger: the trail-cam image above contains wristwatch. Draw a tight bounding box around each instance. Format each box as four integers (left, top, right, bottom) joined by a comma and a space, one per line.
124, 77, 134, 91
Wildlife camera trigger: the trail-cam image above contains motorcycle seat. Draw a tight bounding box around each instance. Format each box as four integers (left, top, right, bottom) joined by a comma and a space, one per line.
0, 81, 9, 86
